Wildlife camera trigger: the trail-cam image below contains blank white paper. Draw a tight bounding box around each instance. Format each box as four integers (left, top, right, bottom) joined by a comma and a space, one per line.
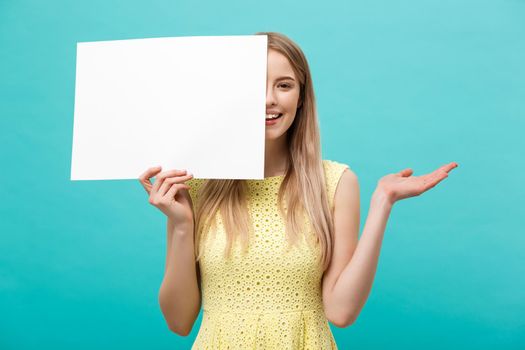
71, 35, 267, 180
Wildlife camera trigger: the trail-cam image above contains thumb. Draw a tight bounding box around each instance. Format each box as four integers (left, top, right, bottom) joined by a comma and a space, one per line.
399, 168, 413, 177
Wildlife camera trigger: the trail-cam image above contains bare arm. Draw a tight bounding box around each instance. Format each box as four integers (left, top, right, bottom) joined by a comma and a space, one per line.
328, 191, 392, 326
158, 218, 201, 336
324, 162, 457, 327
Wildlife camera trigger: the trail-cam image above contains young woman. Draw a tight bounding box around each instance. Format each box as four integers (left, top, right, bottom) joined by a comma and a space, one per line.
138, 32, 458, 349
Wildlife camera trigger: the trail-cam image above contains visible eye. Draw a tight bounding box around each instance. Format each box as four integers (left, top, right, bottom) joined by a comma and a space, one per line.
278, 83, 292, 88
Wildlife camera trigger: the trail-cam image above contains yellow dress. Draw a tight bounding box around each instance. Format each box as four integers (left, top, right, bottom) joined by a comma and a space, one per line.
187, 159, 349, 349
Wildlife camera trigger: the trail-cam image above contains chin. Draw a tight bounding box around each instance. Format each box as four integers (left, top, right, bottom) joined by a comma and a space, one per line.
265, 116, 292, 140
265, 130, 286, 141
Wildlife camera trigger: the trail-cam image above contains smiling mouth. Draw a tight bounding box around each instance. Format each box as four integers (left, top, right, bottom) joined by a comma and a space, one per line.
266, 113, 283, 121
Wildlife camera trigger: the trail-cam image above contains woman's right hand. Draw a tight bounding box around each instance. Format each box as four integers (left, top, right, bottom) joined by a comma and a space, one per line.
138, 166, 195, 230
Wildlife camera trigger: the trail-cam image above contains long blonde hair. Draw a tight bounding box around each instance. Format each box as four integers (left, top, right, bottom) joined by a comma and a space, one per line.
193, 32, 334, 272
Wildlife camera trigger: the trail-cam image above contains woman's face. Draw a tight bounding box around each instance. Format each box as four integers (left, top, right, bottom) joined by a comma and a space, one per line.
265, 49, 301, 140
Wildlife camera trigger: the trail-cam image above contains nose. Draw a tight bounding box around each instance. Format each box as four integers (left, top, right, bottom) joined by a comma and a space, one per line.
266, 84, 277, 106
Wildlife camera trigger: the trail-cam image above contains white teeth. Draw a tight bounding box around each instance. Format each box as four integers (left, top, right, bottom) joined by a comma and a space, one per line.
266, 114, 281, 120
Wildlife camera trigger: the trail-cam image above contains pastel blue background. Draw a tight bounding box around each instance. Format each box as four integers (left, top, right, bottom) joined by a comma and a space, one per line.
1, 0, 524, 349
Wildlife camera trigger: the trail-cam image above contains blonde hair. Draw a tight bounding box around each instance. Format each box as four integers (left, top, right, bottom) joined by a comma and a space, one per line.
193, 32, 334, 272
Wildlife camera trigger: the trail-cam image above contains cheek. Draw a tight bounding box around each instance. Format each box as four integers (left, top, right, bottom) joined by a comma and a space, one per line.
283, 93, 300, 112
283, 113, 296, 128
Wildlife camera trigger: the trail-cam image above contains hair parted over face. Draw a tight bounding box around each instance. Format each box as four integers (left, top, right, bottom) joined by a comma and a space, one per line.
193, 32, 336, 272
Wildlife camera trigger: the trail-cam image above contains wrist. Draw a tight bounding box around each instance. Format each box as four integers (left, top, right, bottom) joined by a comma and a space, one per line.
172, 222, 194, 237
371, 188, 394, 212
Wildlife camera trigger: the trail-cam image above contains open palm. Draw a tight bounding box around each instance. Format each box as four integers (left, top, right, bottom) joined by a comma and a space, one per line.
377, 162, 459, 204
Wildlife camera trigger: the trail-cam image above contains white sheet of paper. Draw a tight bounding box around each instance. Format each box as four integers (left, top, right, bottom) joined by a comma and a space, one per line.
71, 35, 268, 180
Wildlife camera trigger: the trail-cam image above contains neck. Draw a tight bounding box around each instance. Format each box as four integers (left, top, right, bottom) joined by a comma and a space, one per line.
264, 134, 289, 177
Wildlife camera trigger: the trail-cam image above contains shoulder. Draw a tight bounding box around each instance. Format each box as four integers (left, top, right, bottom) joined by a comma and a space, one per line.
322, 159, 351, 177
186, 178, 207, 204
322, 159, 358, 209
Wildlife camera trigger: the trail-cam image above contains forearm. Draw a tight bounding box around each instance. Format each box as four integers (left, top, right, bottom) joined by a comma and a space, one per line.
330, 190, 393, 325
158, 220, 201, 335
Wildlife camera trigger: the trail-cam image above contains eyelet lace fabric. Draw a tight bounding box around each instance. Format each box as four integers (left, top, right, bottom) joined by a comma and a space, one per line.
186, 160, 349, 349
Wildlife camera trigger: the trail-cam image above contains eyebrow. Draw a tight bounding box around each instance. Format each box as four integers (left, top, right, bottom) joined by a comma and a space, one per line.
275, 76, 295, 82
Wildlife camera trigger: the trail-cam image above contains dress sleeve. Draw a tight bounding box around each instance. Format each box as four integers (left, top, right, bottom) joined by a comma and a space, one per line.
322, 159, 350, 210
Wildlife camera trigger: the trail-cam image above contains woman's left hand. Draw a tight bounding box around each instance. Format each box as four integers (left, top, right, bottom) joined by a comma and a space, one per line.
375, 162, 459, 206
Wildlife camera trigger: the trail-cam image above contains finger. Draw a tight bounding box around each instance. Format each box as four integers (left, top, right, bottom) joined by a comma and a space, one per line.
158, 174, 193, 197
138, 166, 162, 193
152, 169, 187, 194
436, 162, 459, 174
399, 168, 413, 177
165, 183, 191, 201
157, 173, 192, 195
421, 170, 448, 189
138, 166, 161, 183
